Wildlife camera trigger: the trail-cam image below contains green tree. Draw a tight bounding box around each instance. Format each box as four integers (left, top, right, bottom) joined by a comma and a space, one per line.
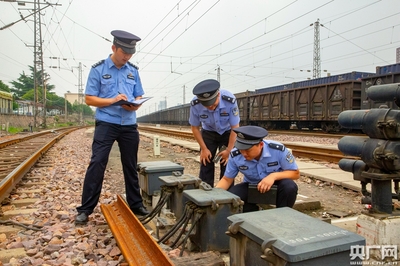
10, 66, 55, 98
72, 101, 94, 116
21, 89, 69, 112
0, 80, 11, 92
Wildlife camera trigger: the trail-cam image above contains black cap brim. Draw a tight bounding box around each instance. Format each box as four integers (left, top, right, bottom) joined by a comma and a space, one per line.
199, 96, 218, 107
119, 46, 136, 54
234, 140, 255, 150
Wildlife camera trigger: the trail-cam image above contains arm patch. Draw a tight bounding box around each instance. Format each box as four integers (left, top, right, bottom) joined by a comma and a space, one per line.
268, 143, 285, 151
92, 60, 105, 68
127, 62, 139, 69
222, 95, 236, 104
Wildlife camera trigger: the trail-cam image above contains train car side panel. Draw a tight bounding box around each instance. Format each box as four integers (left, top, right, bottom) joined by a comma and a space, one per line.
361, 72, 400, 110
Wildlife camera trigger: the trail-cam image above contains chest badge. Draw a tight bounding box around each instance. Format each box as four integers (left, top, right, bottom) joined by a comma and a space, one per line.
102, 74, 111, 79
127, 73, 135, 80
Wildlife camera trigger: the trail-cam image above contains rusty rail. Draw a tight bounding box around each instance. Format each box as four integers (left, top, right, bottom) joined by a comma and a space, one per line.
101, 195, 174, 266
284, 143, 359, 164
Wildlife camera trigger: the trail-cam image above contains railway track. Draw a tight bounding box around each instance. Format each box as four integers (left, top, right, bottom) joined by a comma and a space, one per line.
0, 129, 77, 204
0, 127, 175, 265
0, 125, 360, 265
138, 125, 360, 163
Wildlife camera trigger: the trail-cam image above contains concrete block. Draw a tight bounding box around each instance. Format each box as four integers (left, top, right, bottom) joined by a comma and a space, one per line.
356, 214, 400, 261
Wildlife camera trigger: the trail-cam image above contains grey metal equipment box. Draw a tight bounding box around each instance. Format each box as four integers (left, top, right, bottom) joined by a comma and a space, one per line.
158, 174, 201, 220
138, 161, 184, 196
183, 188, 243, 252
227, 207, 365, 265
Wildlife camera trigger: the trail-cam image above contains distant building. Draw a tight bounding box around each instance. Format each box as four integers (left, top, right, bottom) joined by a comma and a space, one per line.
15, 100, 42, 115
397, 47, 400, 63
158, 100, 167, 110
64, 92, 85, 105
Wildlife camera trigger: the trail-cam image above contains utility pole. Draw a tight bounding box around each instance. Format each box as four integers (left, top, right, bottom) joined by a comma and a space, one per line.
77, 62, 84, 125
33, 0, 45, 128
311, 19, 322, 79
51, 59, 84, 124
216, 65, 221, 82
182, 85, 185, 104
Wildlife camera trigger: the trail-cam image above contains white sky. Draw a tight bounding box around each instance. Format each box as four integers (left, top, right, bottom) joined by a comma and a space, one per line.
1, 0, 399, 116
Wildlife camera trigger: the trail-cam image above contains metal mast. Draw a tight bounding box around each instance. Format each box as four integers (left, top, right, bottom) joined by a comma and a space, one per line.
33, 0, 46, 128
78, 62, 83, 124
216, 65, 221, 82
311, 19, 322, 79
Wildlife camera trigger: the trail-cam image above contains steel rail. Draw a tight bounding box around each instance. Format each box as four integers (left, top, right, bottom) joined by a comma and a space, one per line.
138, 126, 360, 163
286, 144, 358, 164
101, 195, 174, 266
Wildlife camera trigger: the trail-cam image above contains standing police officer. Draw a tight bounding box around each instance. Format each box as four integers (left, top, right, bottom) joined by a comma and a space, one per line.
189, 79, 240, 187
75, 30, 149, 224
216, 125, 299, 212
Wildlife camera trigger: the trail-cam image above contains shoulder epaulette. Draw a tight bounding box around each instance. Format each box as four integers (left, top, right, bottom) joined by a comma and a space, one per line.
230, 149, 241, 157
222, 94, 236, 104
268, 142, 285, 151
92, 60, 105, 68
191, 99, 200, 106
127, 62, 139, 70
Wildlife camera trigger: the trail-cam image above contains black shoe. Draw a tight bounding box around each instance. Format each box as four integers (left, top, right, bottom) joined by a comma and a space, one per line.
131, 206, 150, 216
75, 212, 89, 224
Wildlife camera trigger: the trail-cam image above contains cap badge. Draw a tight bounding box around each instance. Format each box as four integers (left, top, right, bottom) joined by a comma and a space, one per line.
203, 93, 210, 98
237, 133, 244, 139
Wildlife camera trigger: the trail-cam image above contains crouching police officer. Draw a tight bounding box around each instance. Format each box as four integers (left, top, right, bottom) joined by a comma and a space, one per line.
216, 125, 300, 212
189, 79, 240, 187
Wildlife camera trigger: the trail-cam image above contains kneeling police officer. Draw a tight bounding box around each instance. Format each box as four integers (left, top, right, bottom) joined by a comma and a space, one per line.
215, 125, 300, 212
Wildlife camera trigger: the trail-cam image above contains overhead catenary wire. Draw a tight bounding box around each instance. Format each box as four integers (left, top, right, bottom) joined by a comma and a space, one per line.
1, 1, 399, 109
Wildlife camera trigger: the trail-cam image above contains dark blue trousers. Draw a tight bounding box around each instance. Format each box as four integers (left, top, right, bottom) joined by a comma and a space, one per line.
200, 130, 231, 187
228, 179, 298, 212
77, 121, 143, 215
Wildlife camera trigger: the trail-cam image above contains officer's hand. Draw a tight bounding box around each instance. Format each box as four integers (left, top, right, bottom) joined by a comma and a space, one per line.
200, 149, 212, 166
121, 104, 140, 111
257, 177, 275, 193
115, 93, 128, 102
219, 149, 230, 166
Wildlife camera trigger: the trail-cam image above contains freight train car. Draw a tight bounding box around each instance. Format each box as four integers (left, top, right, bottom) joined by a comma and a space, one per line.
238, 79, 366, 132
138, 103, 191, 125
255, 71, 373, 94
361, 62, 400, 110
137, 64, 400, 132
0, 90, 13, 114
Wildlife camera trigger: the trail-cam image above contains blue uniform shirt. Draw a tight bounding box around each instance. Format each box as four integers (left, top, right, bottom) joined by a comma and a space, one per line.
85, 55, 144, 125
189, 89, 240, 135
225, 140, 298, 183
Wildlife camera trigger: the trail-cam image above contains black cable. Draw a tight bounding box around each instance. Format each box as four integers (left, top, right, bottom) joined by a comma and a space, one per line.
158, 202, 193, 244
140, 192, 171, 225
178, 208, 204, 256
169, 205, 194, 248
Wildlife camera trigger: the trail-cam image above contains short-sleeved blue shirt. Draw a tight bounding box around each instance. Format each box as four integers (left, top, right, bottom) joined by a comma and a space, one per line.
225, 140, 298, 183
188, 89, 240, 135
85, 55, 144, 125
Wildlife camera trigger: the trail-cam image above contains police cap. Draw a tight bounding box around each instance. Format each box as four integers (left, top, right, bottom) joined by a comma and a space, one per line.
233, 126, 268, 150
192, 79, 220, 106
111, 30, 141, 54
